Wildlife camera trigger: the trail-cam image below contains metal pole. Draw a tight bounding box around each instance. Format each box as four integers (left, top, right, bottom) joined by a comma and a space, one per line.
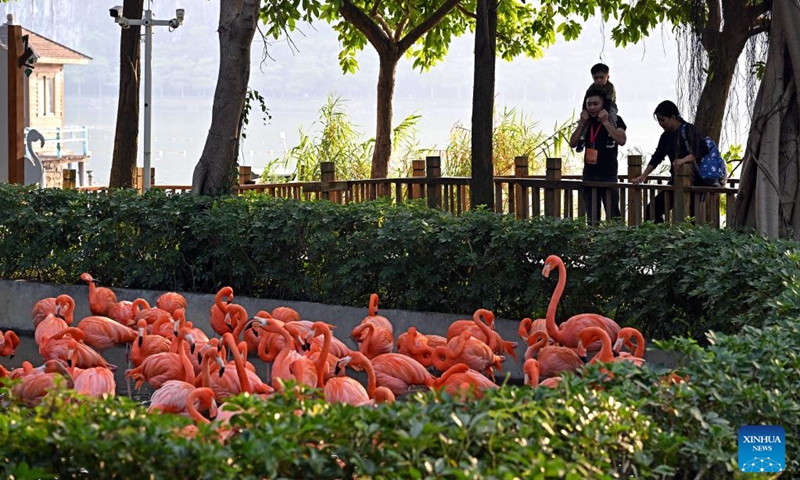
143, 8, 152, 191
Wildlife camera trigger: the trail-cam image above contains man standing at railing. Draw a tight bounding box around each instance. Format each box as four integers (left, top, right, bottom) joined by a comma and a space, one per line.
569, 89, 628, 225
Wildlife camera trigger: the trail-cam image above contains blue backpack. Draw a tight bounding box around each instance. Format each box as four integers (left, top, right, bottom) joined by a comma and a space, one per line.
680, 124, 726, 182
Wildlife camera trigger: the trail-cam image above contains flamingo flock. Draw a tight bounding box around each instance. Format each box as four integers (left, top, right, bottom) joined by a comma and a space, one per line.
0, 255, 650, 439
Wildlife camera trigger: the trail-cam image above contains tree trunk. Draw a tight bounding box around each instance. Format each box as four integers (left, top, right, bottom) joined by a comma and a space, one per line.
692, 36, 747, 141
733, 0, 800, 239
192, 0, 261, 196
692, 0, 764, 141
108, 0, 144, 189
370, 52, 399, 180
470, 0, 498, 210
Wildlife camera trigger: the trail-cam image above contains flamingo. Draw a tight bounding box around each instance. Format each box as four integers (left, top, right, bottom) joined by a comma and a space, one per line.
370, 353, 436, 396
76, 315, 137, 351
255, 320, 317, 390
432, 363, 497, 400
614, 327, 646, 358
324, 351, 386, 406
304, 321, 340, 387
207, 332, 272, 400
156, 292, 187, 316
542, 255, 620, 349
0, 329, 21, 358
69, 355, 116, 398
433, 331, 504, 380
518, 317, 549, 341
351, 322, 394, 359
447, 309, 518, 361
149, 380, 216, 419
133, 298, 173, 327
34, 311, 69, 347
225, 304, 260, 355
125, 327, 195, 390
130, 319, 172, 367
11, 359, 74, 406
39, 327, 115, 371
577, 327, 645, 367
524, 331, 584, 378
359, 293, 394, 333
107, 299, 139, 328
396, 327, 437, 368
271, 306, 301, 323
209, 286, 234, 336
80, 273, 118, 317
32, 294, 75, 327
523, 358, 562, 388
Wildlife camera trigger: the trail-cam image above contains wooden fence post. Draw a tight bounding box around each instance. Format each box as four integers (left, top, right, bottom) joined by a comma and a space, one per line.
426, 156, 442, 210
238, 165, 252, 185
134, 167, 155, 193
62, 169, 76, 189
320, 162, 336, 201
514, 155, 529, 219
412, 159, 425, 200
544, 157, 562, 217
673, 163, 691, 223
627, 155, 643, 226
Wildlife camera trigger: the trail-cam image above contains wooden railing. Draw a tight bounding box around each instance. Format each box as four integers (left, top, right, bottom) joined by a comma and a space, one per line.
74, 156, 739, 228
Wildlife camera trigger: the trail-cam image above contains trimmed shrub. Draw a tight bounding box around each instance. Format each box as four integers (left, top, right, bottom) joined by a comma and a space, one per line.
1, 184, 798, 341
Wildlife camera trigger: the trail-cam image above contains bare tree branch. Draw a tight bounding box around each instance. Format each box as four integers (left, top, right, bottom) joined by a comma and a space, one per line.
457, 3, 476, 19
394, 12, 411, 42
338, 0, 391, 55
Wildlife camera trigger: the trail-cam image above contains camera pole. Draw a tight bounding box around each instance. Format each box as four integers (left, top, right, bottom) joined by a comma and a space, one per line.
111, 0, 184, 191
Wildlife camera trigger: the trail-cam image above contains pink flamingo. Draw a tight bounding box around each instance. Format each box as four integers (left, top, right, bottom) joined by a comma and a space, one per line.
209, 286, 234, 336
133, 298, 173, 327
68, 342, 116, 398
271, 306, 301, 323
433, 331, 503, 380
542, 255, 620, 349
351, 322, 394, 359
156, 292, 187, 316
614, 327, 646, 358
76, 315, 137, 351
432, 363, 497, 400
524, 331, 583, 378
370, 353, 435, 396
39, 327, 115, 370
80, 273, 118, 317
32, 294, 75, 327
396, 327, 438, 368
324, 351, 391, 406
0, 329, 21, 358
447, 309, 518, 361
130, 319, 172, 367
125, 327, 195, 390
359, 293, 394, 333
255, 321, 317, 390
523, 358, 562, 388
11, 359, 74, 406
577, 327, 646, 367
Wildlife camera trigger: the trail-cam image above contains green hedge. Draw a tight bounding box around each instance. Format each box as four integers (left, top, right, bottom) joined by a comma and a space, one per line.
1, 184, 799, 340
2, 318, 797, 479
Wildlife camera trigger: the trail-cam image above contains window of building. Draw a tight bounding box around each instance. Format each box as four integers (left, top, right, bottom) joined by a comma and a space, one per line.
37, 75, 55, 117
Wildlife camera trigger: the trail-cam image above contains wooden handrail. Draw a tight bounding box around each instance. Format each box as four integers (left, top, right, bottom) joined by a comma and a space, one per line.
74, 156, 740, 228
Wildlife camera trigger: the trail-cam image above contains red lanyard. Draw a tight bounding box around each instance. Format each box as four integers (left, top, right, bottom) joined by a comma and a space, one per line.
588, 123, 602, 147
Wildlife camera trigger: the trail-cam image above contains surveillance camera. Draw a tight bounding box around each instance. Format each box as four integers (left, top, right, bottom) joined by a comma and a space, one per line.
176, 8, 185, 22
109, 5, 123, 18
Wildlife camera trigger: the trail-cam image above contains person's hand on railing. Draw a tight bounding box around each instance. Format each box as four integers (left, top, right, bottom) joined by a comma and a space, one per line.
632, 174, 648, 185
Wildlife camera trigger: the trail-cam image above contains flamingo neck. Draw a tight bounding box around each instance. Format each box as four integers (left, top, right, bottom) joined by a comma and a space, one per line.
473, 312, 497, 350
545, 260, 567, 344
591, 331, 614, 363
225, 335, 250, 393
315, 327, 331, 388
